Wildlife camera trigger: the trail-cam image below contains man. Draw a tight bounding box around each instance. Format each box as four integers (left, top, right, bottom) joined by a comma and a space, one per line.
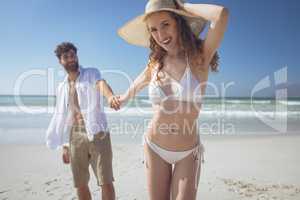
46, 42, 120, 200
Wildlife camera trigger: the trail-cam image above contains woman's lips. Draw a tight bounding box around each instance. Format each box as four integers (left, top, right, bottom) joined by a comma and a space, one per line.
161, 37, 172, 46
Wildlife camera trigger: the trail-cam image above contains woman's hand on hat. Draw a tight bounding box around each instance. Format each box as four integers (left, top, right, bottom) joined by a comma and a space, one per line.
174, 0, 185, 10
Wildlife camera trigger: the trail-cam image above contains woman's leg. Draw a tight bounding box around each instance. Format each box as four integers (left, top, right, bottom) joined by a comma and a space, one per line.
170, 151, 201, 200
144, 143, 172, 200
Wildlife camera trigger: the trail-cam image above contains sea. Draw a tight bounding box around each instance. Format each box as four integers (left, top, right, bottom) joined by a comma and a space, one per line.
0, 95, 299, 145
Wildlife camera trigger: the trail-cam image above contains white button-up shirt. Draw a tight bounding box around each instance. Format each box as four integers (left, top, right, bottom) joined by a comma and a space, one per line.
46, 66, 108, 149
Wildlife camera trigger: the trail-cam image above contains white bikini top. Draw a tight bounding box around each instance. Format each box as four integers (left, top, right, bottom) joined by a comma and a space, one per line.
148, 56, 202, 105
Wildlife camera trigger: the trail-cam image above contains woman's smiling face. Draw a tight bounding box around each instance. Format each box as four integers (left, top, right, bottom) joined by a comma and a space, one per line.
146, 11, 180, 52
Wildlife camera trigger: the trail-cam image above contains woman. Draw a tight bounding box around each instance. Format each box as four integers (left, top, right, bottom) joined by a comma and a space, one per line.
118, 0, 228, 199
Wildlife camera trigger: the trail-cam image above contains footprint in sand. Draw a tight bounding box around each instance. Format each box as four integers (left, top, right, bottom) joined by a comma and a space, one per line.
48, 192, 54, 196
49, 186, 60, 191
220, 177, 300, 199
44, 178, 59, 186
24, 187, 32, 192
24, 181, 30, 185
0, 189, 10, 194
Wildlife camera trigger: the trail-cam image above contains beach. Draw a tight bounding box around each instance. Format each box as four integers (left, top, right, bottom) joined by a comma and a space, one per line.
0, 96, 300, 199
1, 0, 300, 198
0, 134, 300, 200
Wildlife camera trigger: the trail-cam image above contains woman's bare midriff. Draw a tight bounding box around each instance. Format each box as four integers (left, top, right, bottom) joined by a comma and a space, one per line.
146, 100, 201, 151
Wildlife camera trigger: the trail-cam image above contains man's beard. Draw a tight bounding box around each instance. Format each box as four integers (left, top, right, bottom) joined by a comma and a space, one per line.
64, 62, 79, 73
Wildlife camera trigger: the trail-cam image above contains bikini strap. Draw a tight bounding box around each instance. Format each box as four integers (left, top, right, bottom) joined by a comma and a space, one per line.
185, 52, 191, 69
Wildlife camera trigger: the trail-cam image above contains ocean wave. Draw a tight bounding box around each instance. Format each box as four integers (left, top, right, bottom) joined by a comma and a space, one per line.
278, 101, 300, 105
0, 106, 299, 118
0, 106, 55, 114
225, 100, 272, 104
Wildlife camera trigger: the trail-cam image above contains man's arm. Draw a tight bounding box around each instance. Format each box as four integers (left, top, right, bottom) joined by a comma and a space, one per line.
97, 79, 120, 110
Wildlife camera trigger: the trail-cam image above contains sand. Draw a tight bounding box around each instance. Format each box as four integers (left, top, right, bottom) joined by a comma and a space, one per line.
0, 134, 300, 200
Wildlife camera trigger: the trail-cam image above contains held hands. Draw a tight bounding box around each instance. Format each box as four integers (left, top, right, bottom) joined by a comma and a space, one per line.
108, 95, 121, 111
108, 94, 129, 111
174, 0, 185, 9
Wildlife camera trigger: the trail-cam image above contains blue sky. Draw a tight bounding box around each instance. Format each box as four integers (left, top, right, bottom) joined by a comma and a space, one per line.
0, 0, 299, 97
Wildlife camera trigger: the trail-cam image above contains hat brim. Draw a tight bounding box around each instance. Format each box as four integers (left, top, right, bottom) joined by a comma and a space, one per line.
118, 8, 207, 47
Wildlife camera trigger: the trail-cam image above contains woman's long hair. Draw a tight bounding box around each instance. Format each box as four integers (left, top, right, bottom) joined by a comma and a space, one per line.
147, 11, 219, 81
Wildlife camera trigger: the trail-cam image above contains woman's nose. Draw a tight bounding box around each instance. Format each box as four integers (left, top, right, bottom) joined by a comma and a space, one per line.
158, 30, 166, 41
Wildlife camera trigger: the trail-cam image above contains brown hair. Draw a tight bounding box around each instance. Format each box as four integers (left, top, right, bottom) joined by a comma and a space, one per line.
54, 42, 77, 59
147, 11, 219, 81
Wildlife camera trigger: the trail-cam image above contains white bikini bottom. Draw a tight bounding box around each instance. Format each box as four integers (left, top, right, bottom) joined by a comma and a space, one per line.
143, 135, 205, 188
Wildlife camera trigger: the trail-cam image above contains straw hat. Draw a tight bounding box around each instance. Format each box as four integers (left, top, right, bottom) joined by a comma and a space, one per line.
118, 0, 207, 47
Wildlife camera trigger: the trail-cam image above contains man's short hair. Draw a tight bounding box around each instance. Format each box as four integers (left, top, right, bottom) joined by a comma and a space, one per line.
54, 42, 77, 59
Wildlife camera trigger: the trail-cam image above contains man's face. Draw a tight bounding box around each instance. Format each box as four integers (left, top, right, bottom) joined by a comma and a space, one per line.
59, 49, 79, 73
